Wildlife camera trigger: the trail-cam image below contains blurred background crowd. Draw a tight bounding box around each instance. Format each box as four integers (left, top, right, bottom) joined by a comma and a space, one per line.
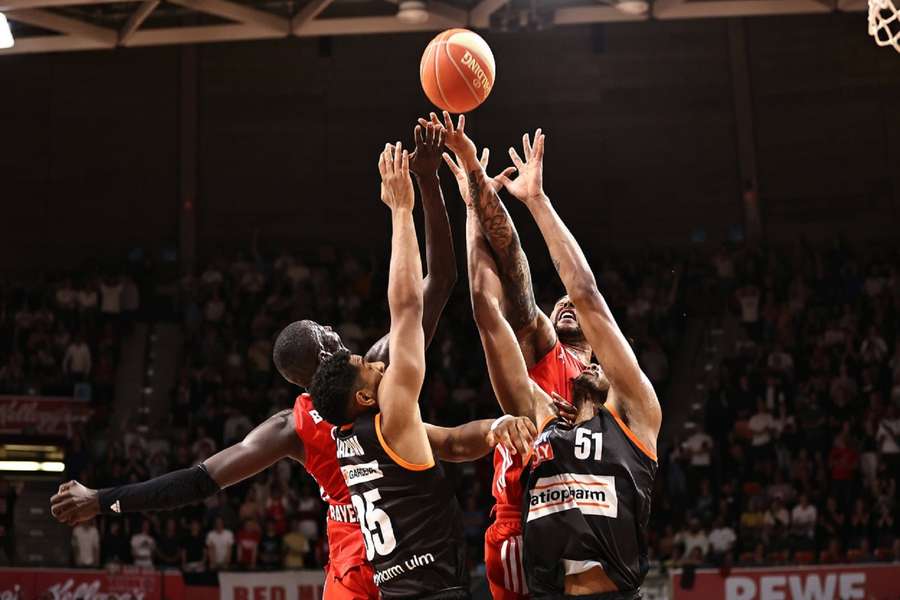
1, 237, 898, 576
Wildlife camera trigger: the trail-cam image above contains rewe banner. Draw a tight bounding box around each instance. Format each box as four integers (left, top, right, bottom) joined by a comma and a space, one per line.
218, 571, 325, 600
672, 563, 900, 600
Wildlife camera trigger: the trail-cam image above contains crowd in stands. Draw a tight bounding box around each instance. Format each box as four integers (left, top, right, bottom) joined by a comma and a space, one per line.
0, 273, 139, 402
661, 240, 900, 569
4, 237, 900, 576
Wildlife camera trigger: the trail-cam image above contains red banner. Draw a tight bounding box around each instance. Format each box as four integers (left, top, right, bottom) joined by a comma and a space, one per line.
0, 567, 184, 600
672, 563, 900, 600
0, 395, 92, 436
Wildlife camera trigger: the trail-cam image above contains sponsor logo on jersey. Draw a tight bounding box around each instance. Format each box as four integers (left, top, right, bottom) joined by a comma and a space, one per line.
531, 440, 555, 468
328, 503, 359, 523
337, 435, 365, 458
527, 473, 617, 522
110, 500, 121, 513
341, 460, 384, 487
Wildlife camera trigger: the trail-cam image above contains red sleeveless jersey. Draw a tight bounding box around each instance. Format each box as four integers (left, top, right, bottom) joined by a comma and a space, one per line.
490, 341, 587, 517
293, 393, 367, 574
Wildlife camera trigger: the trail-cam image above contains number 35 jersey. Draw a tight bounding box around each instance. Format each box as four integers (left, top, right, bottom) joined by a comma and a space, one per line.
522, 407, 658, 596
335, 411, 468, 599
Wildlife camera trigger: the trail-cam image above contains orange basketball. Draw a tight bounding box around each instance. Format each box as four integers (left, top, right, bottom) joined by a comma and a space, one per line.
420, 28, 496, 114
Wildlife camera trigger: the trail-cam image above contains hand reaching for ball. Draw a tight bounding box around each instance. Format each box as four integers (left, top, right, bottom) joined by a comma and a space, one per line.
379, 142, 415, 212
442, 147, 515, 207
409, 122, 445, 179
418, 112, 478, 164
504, 129, 546, 205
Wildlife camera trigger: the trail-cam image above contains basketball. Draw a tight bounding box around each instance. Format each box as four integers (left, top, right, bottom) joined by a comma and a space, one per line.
420, 28, 496, 114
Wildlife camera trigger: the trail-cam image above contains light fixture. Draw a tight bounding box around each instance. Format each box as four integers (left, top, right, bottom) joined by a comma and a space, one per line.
397, 0, 429, 23
0, 461, 65, 472
614, 0, 649, 15
0, 13, 14, 49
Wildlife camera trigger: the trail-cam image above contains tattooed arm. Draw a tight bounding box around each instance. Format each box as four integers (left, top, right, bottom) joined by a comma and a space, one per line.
432, 112, 557, 367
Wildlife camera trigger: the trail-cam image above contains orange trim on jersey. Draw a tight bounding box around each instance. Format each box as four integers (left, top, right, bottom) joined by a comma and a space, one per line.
374, 413, 434, 471
604, 406, 658, 462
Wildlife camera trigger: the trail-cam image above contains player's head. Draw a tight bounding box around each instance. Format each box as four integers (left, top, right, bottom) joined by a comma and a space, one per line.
550, 295, 586, 345
571, 362, 609, 410
309, 349, 386, 425
273, 320, 347, 387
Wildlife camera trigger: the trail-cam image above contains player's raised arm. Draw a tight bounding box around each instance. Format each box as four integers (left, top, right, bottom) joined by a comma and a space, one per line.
373, 142, 433, 466
512, 132, 662, 450
365, 122, 456, 364
425, 112, 557, 367
50, 409, 304, 526
460, 173, 555, 428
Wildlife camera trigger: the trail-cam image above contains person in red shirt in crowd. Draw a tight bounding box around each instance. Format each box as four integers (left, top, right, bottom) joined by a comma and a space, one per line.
236, 519, 261, 570
828, 426, 860, 508
49, 124, 535, 600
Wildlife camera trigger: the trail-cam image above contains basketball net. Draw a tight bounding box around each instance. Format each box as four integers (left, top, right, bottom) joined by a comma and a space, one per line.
869, 0, 900, 52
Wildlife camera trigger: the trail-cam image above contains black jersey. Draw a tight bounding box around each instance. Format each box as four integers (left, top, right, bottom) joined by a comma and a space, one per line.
335, 411, 468, 599
522, 407, 657, 597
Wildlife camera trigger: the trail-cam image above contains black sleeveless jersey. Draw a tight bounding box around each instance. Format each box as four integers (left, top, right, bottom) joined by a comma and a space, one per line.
521, 407, 657, 597
335, 411, 468, 599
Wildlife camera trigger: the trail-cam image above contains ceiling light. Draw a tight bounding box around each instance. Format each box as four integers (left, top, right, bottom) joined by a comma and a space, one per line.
0, 13, 14, 49
397, 0, 429, 23
615, 0, 649, 15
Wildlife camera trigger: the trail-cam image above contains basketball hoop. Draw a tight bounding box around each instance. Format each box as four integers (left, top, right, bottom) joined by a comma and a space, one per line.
869, 0, 900, 52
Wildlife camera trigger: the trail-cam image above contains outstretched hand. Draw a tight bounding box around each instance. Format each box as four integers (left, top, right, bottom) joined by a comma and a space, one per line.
409, 122, 445, 179
50, 480, 100, 526
487, 415, 538, 456
504, 129, 546, 205
442, 147, 516, 207
418, 111, 477, 163
551, 391, 577, 424
379, 142, 415, 211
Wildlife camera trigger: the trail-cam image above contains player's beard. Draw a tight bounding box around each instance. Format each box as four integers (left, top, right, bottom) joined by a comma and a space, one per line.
573, 371, 608, 407
556, 321, 586, 345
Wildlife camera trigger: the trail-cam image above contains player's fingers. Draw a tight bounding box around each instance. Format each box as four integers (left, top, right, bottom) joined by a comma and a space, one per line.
535, 133, 545, 160
501, 428, 516, 455
442, 110, 454, 133
52, 498, 77, 518
401, 149, 409, 174
480, 147, 490, 168
514, 420, 534, 455
442, 152, 461, 176
414, 125, 424, 148
509, 147, 525, 171
457, 114, 466, 133
496, 166, 517, 186
394, 141, 403, 171
435, 126, 445, 148
429, 112, 441, 127
418, 117, 431, 129
523, 133, 533, 160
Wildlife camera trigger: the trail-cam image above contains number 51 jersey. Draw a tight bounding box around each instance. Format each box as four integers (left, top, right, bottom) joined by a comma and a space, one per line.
522, 407, 658, 596
335, 411, 468, 599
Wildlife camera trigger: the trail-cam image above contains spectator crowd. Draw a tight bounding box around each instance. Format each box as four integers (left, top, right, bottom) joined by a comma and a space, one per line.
4, 237, 900, 577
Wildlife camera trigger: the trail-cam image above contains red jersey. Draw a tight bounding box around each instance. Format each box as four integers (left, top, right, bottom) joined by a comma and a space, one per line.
490, 341, 587, 514
292, 393, 367, 574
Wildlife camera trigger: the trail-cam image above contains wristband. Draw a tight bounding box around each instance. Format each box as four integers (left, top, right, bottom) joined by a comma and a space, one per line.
490, 415, 515, 432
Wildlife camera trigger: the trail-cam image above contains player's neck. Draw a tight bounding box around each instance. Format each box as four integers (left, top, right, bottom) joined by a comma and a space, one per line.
562, 339, 592, 364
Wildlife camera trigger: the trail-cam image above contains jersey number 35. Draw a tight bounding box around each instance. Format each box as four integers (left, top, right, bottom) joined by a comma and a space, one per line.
351, 489, 397, 560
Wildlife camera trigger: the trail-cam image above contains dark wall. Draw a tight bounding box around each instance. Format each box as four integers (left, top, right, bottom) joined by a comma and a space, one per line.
1, 13, 898, 269
0, 47, 180, 269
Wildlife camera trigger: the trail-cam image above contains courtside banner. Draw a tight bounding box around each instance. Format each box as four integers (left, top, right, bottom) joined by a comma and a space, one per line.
0, 395, 92, 436
0, 567, 165, 600
219, 571, 325, 600
671, 563, 900, 600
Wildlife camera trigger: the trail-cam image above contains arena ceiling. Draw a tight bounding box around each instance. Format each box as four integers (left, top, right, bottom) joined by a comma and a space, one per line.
0, 0, 868, 55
